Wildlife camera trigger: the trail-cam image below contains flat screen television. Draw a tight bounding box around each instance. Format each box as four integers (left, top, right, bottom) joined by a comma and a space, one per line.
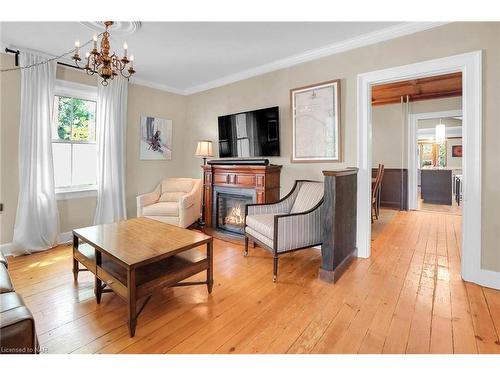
218, 106, 280, 158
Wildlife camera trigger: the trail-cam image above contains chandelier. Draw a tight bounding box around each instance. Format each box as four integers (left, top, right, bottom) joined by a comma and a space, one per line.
72, 21, 136, 86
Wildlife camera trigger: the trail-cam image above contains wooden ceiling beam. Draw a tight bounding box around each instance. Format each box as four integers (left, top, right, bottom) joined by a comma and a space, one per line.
372, 72, 462, 106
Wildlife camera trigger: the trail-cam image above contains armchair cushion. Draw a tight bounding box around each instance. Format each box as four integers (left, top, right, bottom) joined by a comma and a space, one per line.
246, 227, 274, 249
159, 191, 186, 203
290, 182, 324, 214
246, 213, 284, 239
161, 179, 195, 194
142, 202, 179, 217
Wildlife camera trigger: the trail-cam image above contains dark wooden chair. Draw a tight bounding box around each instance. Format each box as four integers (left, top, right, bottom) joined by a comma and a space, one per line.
372, 164, 385, 223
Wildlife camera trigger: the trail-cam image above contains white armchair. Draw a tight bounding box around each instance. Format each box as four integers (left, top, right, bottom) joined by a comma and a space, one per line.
137, 178, 202, 228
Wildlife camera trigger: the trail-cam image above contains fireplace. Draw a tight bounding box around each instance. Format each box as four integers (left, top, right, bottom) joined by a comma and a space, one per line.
201, 163, 281, 241
212, 187, 255, 236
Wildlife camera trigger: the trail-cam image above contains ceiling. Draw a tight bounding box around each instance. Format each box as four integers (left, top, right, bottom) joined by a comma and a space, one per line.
1, 22, 444, 94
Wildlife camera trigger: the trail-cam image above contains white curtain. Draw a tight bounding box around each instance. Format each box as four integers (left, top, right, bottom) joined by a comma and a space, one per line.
12, 52, 59, 255
93, 77, 128, 225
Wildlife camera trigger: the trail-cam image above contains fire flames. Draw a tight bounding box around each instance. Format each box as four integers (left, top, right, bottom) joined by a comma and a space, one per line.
224, 204, 244, 226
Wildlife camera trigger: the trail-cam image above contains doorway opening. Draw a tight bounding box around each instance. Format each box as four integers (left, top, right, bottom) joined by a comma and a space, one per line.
410, 109, 463, 215
370, 73, 463, 243
357, 51, 485, 287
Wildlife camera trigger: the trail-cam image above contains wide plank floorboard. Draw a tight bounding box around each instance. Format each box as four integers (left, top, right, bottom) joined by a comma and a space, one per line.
6, 211, 500, 354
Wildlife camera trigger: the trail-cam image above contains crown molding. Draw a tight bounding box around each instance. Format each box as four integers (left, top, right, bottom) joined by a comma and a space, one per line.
129, 77, 186, 95
80, 21, 450, 96
183, 22, 449, 95
3, 22, 449, 97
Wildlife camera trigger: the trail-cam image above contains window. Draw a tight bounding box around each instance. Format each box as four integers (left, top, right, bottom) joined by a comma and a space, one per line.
52, 81, 98, 198
418, 141, 447, 168
437, 143, 447, 168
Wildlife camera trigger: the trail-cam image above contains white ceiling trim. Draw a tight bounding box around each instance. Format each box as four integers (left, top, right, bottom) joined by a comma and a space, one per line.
129, 77, 186, 95
3, 22, 448, 96
181, 21, 448, 95
56, 65, 186, 95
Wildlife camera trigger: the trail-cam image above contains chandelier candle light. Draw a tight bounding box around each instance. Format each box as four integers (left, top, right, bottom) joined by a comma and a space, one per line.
72, 21, 136, 86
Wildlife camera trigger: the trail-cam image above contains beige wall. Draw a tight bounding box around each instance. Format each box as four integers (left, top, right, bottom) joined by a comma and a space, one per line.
125, 84, 187, 218
1, 22, 499, 272
0, 53, 22, 244
372, 97, 462, 168
0, 53, 187, 243
183, 23, 500, 272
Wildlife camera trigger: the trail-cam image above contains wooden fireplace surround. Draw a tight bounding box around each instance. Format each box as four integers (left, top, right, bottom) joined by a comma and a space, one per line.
201, 164, 282, 239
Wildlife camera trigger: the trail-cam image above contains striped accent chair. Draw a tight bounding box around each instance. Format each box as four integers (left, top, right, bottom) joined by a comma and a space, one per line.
244, 180, 324, 282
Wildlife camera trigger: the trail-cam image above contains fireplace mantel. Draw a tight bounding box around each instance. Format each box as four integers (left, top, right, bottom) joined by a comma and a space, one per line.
202, 163, 282, 238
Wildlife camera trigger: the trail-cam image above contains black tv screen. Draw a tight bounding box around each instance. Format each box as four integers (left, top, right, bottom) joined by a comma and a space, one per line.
218, 106, 280, 158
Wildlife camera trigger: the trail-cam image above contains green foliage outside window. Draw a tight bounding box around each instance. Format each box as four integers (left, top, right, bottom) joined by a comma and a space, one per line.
438, 143, 447, 168
55, 96, 96, 142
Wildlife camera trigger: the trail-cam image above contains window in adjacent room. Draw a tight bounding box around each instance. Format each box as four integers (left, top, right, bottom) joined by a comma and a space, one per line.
51, 80, 98, 198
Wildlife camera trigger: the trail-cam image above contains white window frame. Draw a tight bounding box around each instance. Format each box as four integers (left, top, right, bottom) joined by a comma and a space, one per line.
53, 79, 98, 200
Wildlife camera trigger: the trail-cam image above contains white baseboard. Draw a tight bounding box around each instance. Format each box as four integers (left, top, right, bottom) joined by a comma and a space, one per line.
0, 231, 73, 257
58, 231, 73, 245
474, 269, 500, 290
0, 242, 14, 257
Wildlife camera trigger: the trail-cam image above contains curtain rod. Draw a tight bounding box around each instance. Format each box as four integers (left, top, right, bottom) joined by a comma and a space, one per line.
4, 47, 92, 73
5, 48, 20, 66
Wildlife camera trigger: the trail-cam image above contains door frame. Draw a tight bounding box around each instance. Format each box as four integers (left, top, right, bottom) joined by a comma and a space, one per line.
356, 50, 492, 287
408, 109, 463, 210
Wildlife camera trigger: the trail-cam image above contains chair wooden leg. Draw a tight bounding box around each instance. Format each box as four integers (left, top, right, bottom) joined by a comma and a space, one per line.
273, 255, 278, 282
244, 236, 249, 257
377, 191, 382, 216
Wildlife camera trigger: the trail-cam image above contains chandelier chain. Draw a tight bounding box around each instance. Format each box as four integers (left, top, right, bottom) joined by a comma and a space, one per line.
0, 33, 103, 73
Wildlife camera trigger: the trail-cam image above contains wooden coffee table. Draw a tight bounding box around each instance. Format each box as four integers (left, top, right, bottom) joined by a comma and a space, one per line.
72, 217, 213, 337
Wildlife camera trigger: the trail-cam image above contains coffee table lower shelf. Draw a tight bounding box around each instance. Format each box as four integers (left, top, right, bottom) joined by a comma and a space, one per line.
73, 241, 213, 337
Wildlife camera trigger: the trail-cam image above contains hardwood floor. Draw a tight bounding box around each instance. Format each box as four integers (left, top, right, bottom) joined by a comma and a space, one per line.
6, 211, 500, 354
417, 187, 462, 215
371, 208, 397, 241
